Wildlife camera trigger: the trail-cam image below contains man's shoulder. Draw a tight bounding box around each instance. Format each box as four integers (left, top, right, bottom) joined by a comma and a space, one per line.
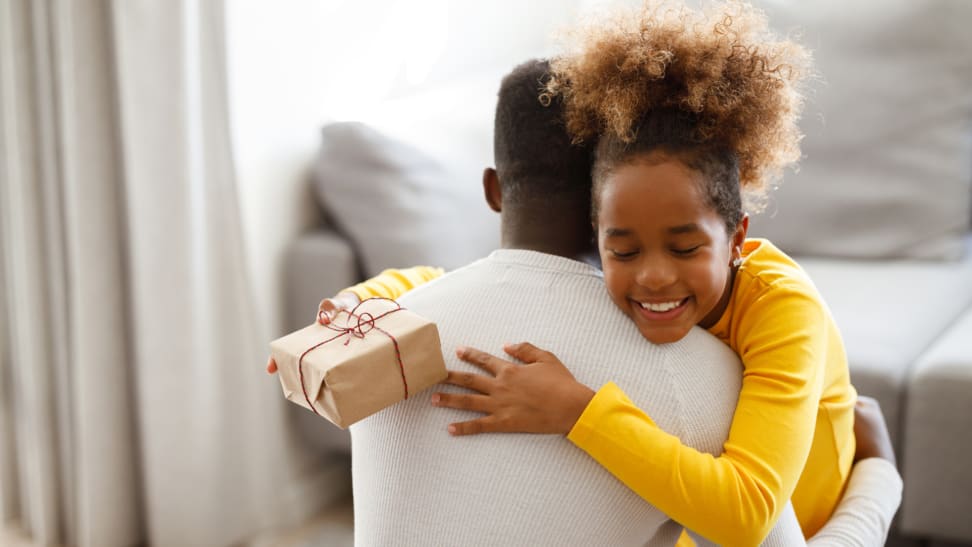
399, 251, 604, 308
397, 251, 736, 361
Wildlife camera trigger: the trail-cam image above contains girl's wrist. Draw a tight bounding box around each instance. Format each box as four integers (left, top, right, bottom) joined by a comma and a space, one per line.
562, 384, 596, 434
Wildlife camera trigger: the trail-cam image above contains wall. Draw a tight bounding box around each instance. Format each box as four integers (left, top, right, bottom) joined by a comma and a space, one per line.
226, 0, 592, 337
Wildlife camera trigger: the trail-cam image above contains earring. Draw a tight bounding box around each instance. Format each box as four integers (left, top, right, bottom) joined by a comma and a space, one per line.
732, 257, 742, 268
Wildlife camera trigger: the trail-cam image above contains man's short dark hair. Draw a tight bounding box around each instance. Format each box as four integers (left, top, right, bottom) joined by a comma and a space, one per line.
493, 59, 593, 208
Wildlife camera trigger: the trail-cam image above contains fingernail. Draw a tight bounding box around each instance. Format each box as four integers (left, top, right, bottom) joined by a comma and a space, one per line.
431, 393, 440, 405
448, 424, 457, 435
455, 346, 466, 357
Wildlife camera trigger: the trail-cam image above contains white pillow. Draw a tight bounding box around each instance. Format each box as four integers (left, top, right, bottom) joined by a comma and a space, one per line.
749, 0, 972, 260
314, 121, 500, 277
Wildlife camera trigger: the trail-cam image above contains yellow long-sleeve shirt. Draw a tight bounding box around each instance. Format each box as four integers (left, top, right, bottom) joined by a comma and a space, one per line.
341, 239, 856, 546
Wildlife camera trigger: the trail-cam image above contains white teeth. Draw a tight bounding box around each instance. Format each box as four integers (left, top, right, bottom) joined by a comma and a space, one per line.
639, 300, 682, 312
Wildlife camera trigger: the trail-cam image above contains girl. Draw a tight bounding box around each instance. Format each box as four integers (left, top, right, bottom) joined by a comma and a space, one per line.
294, 3, 856, 545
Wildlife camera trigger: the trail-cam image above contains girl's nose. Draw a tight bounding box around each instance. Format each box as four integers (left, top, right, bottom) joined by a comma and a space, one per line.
636, 258, 677, 290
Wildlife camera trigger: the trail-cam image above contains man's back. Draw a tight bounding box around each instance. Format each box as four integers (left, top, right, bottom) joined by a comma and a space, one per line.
351, 250, 742, 546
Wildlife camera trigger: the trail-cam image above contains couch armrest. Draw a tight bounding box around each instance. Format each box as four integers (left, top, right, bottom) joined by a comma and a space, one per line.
901, 305, 972, 542
283, 228, 360, 333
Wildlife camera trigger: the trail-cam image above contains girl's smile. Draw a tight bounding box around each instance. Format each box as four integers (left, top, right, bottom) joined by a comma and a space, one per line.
632, 296, 690, 320
597, 154, 747, 344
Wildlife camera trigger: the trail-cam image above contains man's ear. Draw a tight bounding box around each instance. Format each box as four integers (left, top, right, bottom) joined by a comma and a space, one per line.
483, 167, 502, 212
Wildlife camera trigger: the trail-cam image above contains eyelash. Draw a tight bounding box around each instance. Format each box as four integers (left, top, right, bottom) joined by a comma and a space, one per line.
609, 245, 702, 259
672, 246, 701, 256
610, 249, 638, 259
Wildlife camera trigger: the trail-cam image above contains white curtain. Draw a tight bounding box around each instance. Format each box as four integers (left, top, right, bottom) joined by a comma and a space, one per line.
0, 1, 342, 545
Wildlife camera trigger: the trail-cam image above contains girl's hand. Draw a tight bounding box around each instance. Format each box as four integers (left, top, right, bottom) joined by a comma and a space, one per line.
432, 342, 596, 436
266, 292, 363, 375
267, 292, 362, 375
317, 291, 361, 324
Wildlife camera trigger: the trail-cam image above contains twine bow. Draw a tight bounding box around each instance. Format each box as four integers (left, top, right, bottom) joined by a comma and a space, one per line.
297, 297, 410, 416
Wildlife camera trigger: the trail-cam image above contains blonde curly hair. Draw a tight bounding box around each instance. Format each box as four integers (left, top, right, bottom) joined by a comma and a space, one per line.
544, 0, 812, 216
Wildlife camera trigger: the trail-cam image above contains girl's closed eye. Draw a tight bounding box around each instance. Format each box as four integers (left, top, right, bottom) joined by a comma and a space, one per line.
671, 244, 702, 256
609, 248, 639, 259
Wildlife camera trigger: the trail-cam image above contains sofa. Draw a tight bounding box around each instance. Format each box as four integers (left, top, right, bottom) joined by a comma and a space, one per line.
281, 2, 972, 545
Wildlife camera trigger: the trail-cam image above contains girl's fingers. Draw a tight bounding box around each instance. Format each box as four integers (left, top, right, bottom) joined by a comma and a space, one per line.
455, 346, 510, 375
447, 415, 501, 436
318, 292, 361, 324
431, 391, 492, 413
503, 341, 555, 364
317, 298, 334, 324
442, 370, 494, 393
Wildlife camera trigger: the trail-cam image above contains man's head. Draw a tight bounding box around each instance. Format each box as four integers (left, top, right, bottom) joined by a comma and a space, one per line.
484, 59, 596, 261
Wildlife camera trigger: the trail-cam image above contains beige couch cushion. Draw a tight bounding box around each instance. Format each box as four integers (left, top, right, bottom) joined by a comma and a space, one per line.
314, 69, 506, 278
750, 0, 972, 260
796, 237, 972, 446
315, 121, 499, 277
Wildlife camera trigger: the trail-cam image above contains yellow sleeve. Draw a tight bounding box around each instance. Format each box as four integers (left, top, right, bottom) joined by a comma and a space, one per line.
568, 286, 827, 547
344, 266, 445, 300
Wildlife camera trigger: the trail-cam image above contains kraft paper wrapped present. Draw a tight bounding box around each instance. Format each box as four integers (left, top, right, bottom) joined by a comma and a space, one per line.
270, 298, 447, 428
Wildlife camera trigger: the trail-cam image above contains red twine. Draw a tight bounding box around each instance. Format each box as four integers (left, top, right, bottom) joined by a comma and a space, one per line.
297, 297, 410, 416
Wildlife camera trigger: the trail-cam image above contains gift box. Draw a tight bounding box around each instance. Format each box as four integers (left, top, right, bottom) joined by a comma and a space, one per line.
270, 298, 447, 428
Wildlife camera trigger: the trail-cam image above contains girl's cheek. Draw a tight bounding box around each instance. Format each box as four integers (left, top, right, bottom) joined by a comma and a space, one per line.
700, 263, 728, 299
602, 266, 628, 300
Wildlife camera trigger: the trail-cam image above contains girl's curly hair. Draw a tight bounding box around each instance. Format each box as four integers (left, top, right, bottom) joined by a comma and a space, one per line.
544, 0, 812, 216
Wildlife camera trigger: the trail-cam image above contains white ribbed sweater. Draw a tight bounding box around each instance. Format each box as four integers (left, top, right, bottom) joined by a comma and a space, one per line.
351, 250, 743, 546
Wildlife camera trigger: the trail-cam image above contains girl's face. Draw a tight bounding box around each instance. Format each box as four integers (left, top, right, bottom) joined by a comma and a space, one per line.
597, 155, 747, 344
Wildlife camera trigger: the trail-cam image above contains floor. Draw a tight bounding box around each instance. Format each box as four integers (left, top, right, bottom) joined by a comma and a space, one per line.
0, 523, 37, 547
242, 455, 355, 547
2, 462, 356, 547
8, 495, 969, 546
245, 495, 354, 547
2, 498, 355, 547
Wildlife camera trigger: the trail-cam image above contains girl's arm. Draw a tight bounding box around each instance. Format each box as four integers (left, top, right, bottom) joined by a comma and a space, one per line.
442, 286, 831, 546
344, 266, 444, 301
318, 266, 445, 322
